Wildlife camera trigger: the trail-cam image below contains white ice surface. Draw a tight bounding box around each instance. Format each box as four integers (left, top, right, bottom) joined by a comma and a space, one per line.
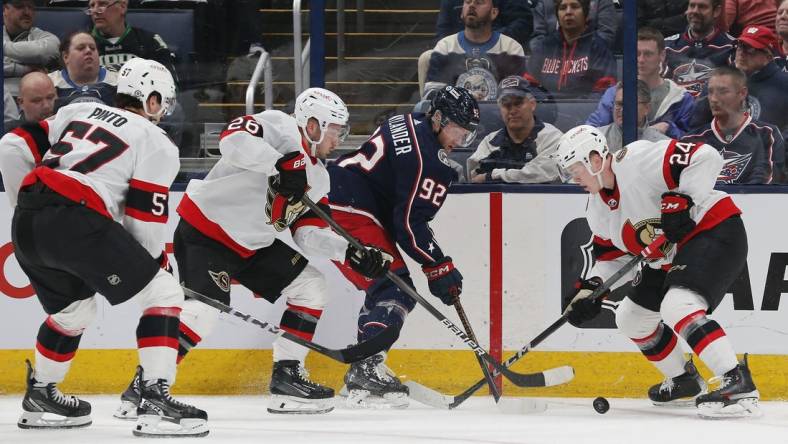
1, 395, 787, 444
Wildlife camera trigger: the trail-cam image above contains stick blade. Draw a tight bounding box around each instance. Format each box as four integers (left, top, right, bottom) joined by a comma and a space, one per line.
404, 381, 453, 409
337, 325, 400, 363
542, 365, 575, 387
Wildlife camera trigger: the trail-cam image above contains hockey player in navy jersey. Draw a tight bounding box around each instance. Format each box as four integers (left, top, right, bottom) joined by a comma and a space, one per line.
112, 88, 392, 417
328, 85, 479, 408
0, 57, 209, 436
556, 125, 759, 419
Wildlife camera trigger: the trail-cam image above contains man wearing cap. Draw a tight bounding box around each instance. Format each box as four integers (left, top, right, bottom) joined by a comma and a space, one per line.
691, 25, 788, 145
3, 0, 60, 96
468, 75, 563, 183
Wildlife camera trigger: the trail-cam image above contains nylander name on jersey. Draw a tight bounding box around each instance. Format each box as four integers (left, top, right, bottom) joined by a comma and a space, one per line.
328, 113, 456, 265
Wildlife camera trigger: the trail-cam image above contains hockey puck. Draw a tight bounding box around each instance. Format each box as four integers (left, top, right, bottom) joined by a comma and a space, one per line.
593, 397, 609, 414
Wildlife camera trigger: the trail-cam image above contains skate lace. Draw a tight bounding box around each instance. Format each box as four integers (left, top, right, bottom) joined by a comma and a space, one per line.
658, 378, 675, 394
160, 382, 190, 408
48, 384, 79, 408
296, 365, 317, 385
373, 361, 396, 383
707, 375, 732, 391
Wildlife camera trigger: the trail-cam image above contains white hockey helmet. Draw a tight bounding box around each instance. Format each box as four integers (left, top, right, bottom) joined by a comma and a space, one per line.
554, 125, 610, 183
294, 87, 350, 155
117, 57, 177, 119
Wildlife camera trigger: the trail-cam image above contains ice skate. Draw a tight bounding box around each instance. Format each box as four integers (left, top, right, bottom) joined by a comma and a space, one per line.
114, 366, 141, 420
267, 360, 334, 414
696, 354, 760, 419
133, 367, 209, 437
343, 353, 409, 409
648, 359, 707, 407
17, 360, 92, 429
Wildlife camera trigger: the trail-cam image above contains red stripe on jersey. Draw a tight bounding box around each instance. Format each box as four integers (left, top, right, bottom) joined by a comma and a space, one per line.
692, 329, 726, 355
177, 194, 256, 258
11, 126, 44, 164
290, 216, 329, 232
592, 235, 626, 261
673, 309, 706, 334
286, 303, 323, 319
45, 316, 82, 337
21, 167, 111, 218
219, 115, 263, 141
129, 178, 168, 194
179, 322, 202, 344
662, 140, 704, 189
280, 325, 314, 340
137, 336, 179, 350
36, 341, 76, 362
143, 306, 182, 317
125, 207, 167, 223
678, 197, 741, 247
645, 334, 677, 362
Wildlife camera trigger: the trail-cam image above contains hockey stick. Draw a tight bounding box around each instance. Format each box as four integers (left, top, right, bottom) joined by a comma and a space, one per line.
182, 286, 398, 364
432, 234, 670, 409
454, 300, 501, 402
301, 195, 572, 388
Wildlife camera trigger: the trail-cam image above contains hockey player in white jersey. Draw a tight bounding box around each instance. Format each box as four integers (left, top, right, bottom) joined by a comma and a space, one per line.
556, 125, 759, 419
113, 87, 392, 416
0, 57, 208, 437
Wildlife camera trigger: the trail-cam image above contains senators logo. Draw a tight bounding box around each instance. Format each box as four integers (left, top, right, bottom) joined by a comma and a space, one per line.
621, 218, 673, 259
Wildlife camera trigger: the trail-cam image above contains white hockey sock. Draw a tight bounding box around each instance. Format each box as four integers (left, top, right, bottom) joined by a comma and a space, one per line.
273, 337, 309, 363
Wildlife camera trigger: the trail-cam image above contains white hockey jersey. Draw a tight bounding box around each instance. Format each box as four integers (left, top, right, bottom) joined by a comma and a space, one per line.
587, 139, 741, 280
0, 102, 180, 257
178, 110, 348, 260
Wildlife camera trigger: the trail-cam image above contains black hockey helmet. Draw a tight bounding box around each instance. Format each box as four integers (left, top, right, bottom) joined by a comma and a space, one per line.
428, 85, 480, 146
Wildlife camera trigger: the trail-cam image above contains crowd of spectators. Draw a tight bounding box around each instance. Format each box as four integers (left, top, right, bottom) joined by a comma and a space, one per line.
4, 0, 788, 186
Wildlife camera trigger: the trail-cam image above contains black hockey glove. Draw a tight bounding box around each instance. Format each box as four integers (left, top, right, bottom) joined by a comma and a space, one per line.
565, 277, 607, 327
422, 257, 463, 305
156, 252, 173, 274
271, 151, 308, 201
346, 244, 393, 279
660, 191, 696, 244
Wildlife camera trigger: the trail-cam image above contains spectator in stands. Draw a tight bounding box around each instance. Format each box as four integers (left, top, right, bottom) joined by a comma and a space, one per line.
638, 0, 690, 39
526, 0, 617, 97
586, 27, 695, 139
598, 81, 670, 153
49, 31, 117, 111
3, 0, 60, 96
468, 75, 563, 183
3, 90, 20, 128
530, 0, 618, 50
425, 0, 526, 101
87, 0, 178, 81
435, 0, 533, 47
690, 25, 788, 140
776, 0, 788, 71
682, 66, 784, 184
664, 0, 735, 97
717, 0, 777, 36
4, 71, 56, 133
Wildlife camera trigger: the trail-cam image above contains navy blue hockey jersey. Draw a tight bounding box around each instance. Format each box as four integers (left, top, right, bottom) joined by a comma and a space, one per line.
328, 113, 456, 265
664, 28, 735, 97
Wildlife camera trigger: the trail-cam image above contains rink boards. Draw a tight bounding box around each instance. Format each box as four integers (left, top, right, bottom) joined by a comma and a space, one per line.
1, 187, 787, 398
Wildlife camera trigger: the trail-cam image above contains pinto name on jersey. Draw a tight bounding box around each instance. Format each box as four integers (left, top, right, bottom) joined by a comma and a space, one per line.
87, 107, 129, 127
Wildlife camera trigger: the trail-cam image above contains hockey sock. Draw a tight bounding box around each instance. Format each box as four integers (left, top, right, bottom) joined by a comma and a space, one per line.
33, 316, 83, 384
631, 321, 687, 378
176, 298, 221, 363
137, 307, 180, 382
177, 322, 201, 364
357, 300, 409, 343
673, 310, 738, 376
274, 303, 322, 362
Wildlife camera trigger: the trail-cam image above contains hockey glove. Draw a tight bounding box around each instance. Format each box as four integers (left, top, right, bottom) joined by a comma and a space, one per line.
346, 244, 393, 279
422, 257, 463, 305
156, 252, 173, 274
660, 191, 696, 244
565, 277, 607, 327
271, 151, 308, 201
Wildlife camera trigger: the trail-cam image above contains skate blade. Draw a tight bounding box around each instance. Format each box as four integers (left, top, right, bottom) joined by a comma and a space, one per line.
651, 398, 699, 408
17, 410, 92, 429
344, 389, 409, 410
698, 397, 762, 419
267, 395, 334, 415
133, 414, 209, 437
496, 397, 548, 415
113, 400, 138, 420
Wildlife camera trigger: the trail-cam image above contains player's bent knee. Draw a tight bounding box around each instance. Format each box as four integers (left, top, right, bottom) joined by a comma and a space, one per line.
180, 298, 220, 338
50, 297, 98, 333
132, 268, 185, 311
615, 297, 662, 338
282, 264, 328, 310
660, 286, 710, 330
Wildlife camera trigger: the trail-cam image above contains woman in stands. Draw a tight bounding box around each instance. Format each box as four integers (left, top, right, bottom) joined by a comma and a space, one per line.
48, 31, 117, 111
